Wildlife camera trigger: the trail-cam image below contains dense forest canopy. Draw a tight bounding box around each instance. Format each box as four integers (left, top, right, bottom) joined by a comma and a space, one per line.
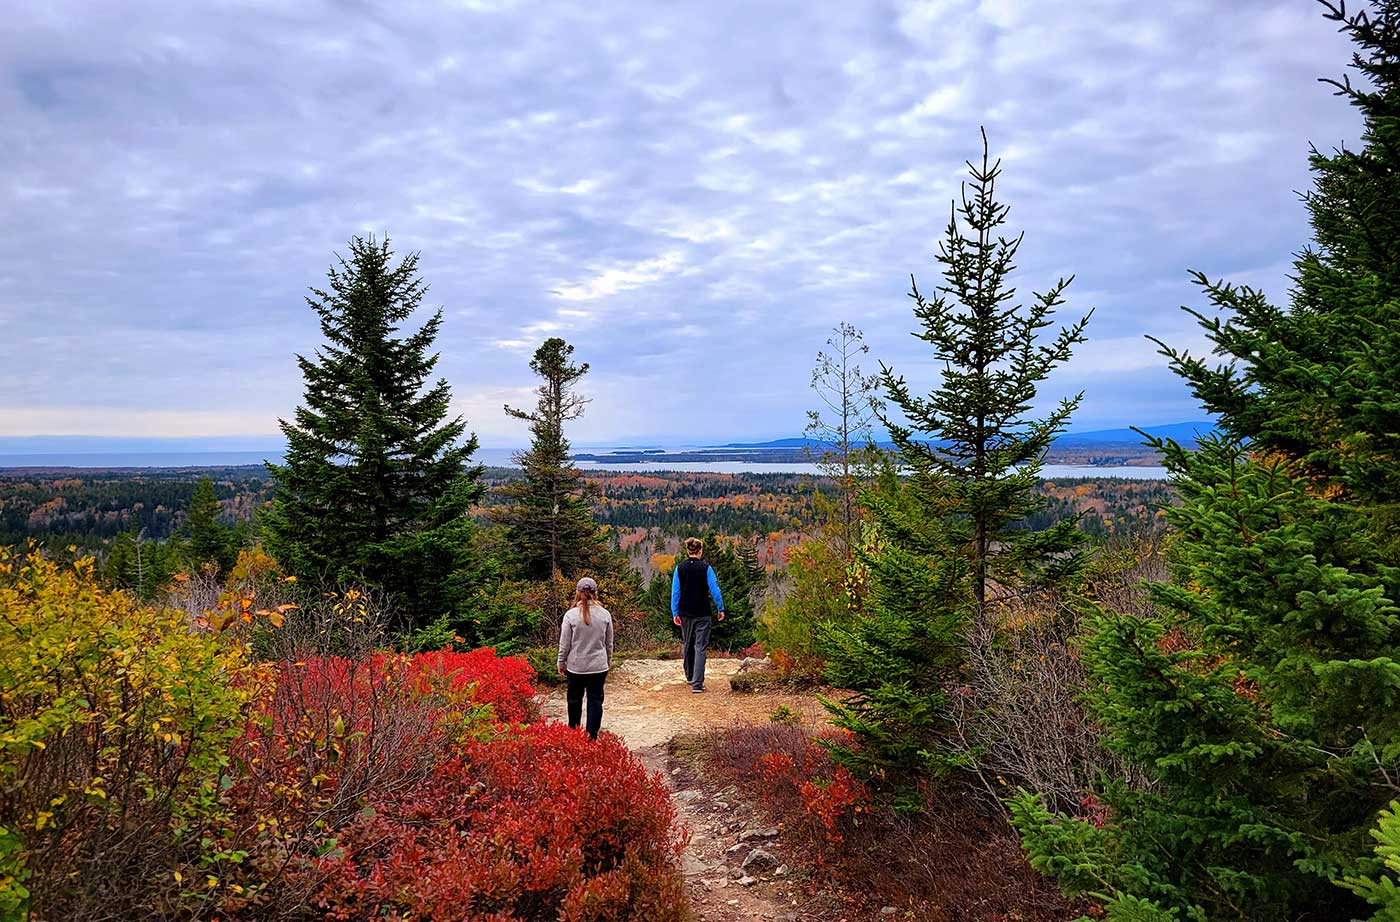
0, 468, 272, 547
0, 466, 1172, 551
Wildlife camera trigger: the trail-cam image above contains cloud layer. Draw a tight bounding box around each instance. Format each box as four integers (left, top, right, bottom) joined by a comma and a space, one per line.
0, 0, 1363, 444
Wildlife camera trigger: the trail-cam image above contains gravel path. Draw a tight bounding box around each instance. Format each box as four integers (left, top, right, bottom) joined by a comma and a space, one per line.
540, 659, 839, 922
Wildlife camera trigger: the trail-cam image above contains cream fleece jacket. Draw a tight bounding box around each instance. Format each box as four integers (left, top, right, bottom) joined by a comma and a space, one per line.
557, 605, 614, 674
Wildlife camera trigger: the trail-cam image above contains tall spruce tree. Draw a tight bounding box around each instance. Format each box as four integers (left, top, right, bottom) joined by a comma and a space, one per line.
183, 476, 235, 575
494, 337, 605, 580
819, 133, 1090, 785
264, 235, 483, 630
1013, 5, 1400, 920
1160, 0, 1400, 517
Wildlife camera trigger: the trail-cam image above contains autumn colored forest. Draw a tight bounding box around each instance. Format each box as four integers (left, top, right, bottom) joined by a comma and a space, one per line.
0, 466, 1171, 569
6, 4, 1400, 922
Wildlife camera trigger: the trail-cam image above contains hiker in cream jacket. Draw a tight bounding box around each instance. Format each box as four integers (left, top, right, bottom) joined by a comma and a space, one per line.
556, 576, 614, 739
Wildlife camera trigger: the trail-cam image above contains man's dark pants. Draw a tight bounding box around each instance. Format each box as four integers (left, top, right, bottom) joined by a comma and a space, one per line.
680, 615, 712, 690
565, 670, 607, 739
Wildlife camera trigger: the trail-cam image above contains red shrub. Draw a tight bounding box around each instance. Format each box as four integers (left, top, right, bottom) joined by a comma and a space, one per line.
235, 648, 535, 823
798, 770, 866, 842
409, 647, 539, 724
738, 641, 766, 659
241, 648, 537, 776
750, 730, 867, 849
223, 651, 680, 920
759, 750, 796, 785
305, 722, 686, 921
757, 646, 828, 686
221, 648, 545, 915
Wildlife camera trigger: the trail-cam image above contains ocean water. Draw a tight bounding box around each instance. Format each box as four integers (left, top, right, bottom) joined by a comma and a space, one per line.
0, 451, 281, 469
0, 448, 1170, 481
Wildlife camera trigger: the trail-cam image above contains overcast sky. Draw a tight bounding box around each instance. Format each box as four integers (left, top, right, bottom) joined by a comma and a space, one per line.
0, 0, 1364, 447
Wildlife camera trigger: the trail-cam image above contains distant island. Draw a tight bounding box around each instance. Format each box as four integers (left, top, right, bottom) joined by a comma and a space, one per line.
0, 422, 1214, 471
572, 421, 1216, 467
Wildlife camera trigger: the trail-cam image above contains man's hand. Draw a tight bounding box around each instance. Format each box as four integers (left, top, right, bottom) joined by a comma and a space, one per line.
717, 610, 725, 622
673, 615, 682, 627
557, 664, 566, 677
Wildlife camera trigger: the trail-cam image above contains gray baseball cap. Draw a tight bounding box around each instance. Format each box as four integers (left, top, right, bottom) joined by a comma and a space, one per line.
576, 576, 598, 593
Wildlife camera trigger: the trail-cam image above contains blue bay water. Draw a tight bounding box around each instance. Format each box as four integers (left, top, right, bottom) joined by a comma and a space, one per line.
0, 447, 1169, 480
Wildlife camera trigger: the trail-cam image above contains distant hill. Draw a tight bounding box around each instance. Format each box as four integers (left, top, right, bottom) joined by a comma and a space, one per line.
719, 437, 817, 449
721, 421, 1217, 451
1054, 421, 1217, 446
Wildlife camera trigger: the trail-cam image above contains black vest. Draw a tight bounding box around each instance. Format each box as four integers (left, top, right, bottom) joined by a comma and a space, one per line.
676, 558, 713, 618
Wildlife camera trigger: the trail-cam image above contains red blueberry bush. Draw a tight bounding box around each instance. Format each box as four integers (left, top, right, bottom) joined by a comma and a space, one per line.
409, 647, 539, 724
302, 721, 686, 921
3, 547, 688, 922
222, 648, 686, 920
236, 648, 539, 814
752, 731, 867, 851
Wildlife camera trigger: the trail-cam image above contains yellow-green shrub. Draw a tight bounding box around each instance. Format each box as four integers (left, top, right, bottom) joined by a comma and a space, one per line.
0, 545, 269, 920
760, 537, 851, 680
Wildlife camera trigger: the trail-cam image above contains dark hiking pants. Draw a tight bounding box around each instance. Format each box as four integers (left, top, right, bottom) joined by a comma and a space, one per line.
680, 615, 712, 690
566, 669, 607, 739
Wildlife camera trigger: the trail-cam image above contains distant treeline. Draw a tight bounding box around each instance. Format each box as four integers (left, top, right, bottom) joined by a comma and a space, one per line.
572, 443, 1167, 467
0, 467, 273, 549
1029, 477, 1176, 538
482, 468, 825, 534
0, 465, 1174, 550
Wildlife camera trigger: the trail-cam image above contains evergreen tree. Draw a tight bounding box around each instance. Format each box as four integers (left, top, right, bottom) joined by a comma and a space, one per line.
1160, 0, 1400, 518
1341, 802, 1400, 918
1014, 6, 1400, 919
183, 476, 235, 575
644, 533, 765, 650
104, 521, 176, 601
718, 536, 765, 650
493, 338, 605, 580
263, 235, 484, 631
1014, 436, 1400, 921
819, 132, 1090, 785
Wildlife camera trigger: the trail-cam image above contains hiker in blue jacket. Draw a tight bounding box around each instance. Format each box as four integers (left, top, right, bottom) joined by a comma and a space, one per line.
671, 536, 725, 693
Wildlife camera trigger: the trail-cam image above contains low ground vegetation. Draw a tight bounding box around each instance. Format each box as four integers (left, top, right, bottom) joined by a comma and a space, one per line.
0, 547, 686, 921
701, 722, 1086, 921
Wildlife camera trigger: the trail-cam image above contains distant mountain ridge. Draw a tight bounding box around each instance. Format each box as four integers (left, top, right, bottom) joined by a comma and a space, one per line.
0, 421, 1217, 460
1054, 421, 1217, 445
720, 421, 1218, 451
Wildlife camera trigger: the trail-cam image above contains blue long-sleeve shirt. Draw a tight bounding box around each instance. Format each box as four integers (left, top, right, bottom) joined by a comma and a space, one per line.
671, 561, 724, 617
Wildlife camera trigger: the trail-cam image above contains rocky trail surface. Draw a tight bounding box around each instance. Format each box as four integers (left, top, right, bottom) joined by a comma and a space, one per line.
540, 658, 855, 922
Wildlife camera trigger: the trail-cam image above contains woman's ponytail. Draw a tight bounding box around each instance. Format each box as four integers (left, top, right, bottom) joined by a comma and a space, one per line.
574, 577, 598, 626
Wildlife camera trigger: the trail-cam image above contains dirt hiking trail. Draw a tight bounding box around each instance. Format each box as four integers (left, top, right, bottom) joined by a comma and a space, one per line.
541, 659, 849, 922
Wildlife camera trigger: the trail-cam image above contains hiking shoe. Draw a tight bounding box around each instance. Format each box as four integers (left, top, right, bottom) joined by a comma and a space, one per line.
691, 686, 705, 694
